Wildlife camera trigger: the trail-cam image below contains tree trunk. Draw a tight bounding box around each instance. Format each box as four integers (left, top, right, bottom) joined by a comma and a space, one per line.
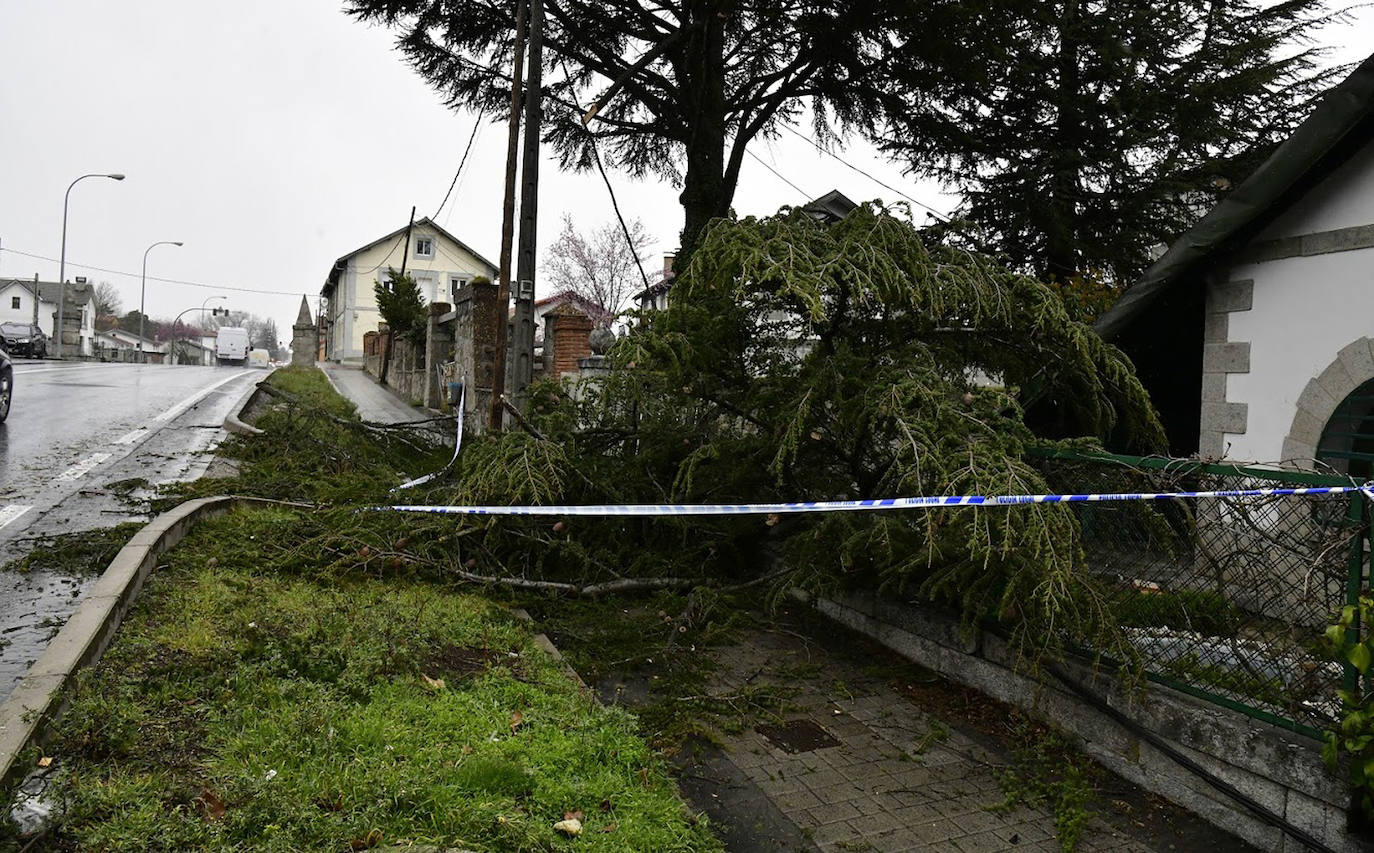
1044, 0, 1082, 283
676, 1, 729, 265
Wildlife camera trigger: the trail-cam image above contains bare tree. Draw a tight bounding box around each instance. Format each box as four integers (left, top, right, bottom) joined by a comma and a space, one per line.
93, 281, 123, 330
544, 214, 651, 321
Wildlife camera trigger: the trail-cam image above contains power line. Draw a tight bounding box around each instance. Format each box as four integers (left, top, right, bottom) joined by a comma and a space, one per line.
780, 124, 951, 221
745, 147, 811, 197
434, 115, 484, 220
0, 246, 310, 298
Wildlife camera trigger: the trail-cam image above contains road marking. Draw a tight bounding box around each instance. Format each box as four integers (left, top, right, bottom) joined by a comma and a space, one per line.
154, 372, 248, 422
0, 505, 32, 531
54, 453, 112, 483
12, 363, 118, 375
114, 428, 148, 445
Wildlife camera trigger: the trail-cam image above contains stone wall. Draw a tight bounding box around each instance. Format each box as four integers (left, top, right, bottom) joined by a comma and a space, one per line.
816, 590, 1359, 853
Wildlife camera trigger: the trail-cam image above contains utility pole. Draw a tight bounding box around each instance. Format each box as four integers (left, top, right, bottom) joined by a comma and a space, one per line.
380, 206, 416, 385
32, 274, 39, 329
491, 0, 529, 431
510, 0, 544, 402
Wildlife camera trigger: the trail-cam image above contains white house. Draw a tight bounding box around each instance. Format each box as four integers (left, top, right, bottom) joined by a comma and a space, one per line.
321, 217, 498, 362
1097, 52, 1374, 472
0, 279, 97, 356
94, 329, 167, 363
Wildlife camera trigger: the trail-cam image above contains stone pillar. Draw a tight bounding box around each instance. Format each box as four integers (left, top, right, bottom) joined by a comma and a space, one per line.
291, 296, 316, 366
424, 302, 454, 410
453, 280, 500, 432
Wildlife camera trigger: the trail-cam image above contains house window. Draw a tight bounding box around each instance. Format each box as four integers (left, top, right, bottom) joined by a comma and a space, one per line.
10, 296, 18, 310
449, 275, 470, 300
414, 237, 435, 260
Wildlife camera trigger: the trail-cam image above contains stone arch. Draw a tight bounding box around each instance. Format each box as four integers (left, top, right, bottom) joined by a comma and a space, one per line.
1282, 337, 1374, 466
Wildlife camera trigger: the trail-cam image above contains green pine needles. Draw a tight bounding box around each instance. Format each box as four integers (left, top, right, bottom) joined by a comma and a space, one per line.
446, 203, 1164, 665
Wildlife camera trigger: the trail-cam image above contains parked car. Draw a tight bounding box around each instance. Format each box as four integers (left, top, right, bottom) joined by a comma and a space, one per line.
0, 339, 12, 423
0, 322, 47, 359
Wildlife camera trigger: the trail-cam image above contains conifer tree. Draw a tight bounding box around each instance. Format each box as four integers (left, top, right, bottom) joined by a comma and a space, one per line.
347, 0, 914, 261
880, 0, 1343, 285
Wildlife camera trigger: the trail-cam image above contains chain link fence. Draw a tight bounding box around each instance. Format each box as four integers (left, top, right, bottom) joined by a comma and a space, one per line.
1030, 448, 1367, 736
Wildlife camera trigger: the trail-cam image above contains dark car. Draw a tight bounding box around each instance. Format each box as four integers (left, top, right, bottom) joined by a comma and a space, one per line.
0, 323, 47, 359
0, 338, 11, 423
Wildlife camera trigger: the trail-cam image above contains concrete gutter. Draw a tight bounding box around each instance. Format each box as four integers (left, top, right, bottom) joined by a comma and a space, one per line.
222, 374, 266, 437
0, 496, 286, 791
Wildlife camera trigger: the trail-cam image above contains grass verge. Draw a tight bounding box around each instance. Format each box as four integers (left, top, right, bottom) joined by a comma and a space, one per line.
2, 367, 722, 851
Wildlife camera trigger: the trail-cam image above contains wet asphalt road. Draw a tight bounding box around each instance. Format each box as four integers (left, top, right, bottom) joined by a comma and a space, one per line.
0, 360, 259, 700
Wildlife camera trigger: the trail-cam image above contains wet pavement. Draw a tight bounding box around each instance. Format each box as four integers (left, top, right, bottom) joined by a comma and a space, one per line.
0, 361, 259, 701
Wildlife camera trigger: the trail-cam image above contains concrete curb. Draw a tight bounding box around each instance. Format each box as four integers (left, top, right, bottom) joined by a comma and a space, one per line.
0, 496, 284, 791
222, 376, 265, 437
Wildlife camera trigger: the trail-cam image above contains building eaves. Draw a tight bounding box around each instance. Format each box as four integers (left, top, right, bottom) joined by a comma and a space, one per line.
1095, 51, 1374, 341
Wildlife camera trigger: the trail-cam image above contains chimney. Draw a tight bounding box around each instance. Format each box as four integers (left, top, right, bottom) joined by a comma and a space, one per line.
662, 253, 676, 278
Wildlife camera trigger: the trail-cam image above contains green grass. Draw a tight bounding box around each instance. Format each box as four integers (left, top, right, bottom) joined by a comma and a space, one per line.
10, 507, 720, 852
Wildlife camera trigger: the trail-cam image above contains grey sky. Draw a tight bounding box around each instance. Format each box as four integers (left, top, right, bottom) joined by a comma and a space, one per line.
1, 2, 1369, 345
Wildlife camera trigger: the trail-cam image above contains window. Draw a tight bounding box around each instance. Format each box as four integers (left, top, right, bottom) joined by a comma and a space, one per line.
10, 296, 18, 310
414, 236, 435, 259
449, 275, 470, 300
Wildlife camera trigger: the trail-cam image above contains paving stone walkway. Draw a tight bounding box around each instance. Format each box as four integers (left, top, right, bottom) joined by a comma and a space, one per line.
317, 361, 422, 424
663, 613, 1258, 852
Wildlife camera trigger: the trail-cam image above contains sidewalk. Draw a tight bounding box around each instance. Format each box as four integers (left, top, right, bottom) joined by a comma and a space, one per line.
614, 608, 1261, 853
316, 361, 420, 424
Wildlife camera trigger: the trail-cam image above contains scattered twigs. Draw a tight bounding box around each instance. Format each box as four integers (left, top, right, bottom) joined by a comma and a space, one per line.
446, 564, 697, 597
501, 394, 546, 441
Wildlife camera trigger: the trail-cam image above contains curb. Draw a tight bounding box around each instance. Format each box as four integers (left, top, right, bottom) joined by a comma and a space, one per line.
223, 377, 265, 436
0, 496, 286, 791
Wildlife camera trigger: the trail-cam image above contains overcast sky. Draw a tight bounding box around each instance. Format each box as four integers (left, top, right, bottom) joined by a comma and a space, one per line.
1, 2, 1370, 345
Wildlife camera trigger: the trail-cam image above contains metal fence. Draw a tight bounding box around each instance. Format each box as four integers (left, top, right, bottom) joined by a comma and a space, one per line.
1029, 448, 1368, 738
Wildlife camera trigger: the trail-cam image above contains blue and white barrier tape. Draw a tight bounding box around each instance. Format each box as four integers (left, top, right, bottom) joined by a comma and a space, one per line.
378, 483, 1372, 517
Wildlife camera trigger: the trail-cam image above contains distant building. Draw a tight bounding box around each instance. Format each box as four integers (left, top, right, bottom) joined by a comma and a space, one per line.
0, 279, 96, 356
321, 217, 498, 363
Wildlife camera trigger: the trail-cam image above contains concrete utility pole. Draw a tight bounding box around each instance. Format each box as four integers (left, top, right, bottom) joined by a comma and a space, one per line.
491, 0, 529, 431
511, 0, 544, 401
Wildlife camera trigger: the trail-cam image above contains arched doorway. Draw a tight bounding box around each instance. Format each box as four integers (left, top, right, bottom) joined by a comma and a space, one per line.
1316, 378, 1374, 478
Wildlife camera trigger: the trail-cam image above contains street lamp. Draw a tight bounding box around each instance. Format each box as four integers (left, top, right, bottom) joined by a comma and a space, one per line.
170, 300, 226, 365
200, 295, 227, 326
139, 240, 183, 363
58, 172, 125, 359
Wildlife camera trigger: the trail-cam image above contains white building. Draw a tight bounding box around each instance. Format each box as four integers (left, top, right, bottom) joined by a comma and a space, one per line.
1098, 52, 1374, 471
320, 217, 497, 363
0, 279, 97, 356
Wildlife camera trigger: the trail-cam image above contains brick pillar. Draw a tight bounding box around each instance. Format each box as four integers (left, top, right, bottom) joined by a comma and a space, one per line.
547, 306, 594, 379
424, 302, 454, 409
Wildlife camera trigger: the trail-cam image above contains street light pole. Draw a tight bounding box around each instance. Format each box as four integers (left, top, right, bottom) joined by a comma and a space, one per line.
58, 172, 125, 359
170, 299, 225, 365
200, 294, 227, 327
139, 240, 183, 363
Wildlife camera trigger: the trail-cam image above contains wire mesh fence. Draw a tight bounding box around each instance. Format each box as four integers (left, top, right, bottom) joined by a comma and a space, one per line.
1029, 448, 1367, 737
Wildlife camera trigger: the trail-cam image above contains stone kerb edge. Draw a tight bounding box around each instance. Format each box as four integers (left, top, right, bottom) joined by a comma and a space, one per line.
223, 375, 267, 437
813, 590, 1357, 853
0, 496, 253, 792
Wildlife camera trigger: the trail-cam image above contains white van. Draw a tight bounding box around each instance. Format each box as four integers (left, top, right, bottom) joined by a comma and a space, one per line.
215, 327, 249, 366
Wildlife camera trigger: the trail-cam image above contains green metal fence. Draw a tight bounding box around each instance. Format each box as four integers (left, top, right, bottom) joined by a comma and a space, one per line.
1029, 447, 1369, 738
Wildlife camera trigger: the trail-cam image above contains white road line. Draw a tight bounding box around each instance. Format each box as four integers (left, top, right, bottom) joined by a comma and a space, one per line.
12, 363, 120, 375
114, 428, 149, 445
54, 453, 112, 483
154, 372, 248, 422
0, 504, 32, 531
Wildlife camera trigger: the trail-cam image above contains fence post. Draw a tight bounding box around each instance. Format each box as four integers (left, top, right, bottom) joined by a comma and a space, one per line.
1345, 493, 1367, 694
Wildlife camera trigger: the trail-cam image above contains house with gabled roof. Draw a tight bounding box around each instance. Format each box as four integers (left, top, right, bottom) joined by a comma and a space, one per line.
320, 217, 497, 362
1096, 52, 1374, 473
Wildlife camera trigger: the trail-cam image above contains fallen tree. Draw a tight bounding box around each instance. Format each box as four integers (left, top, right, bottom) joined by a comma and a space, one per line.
433, 203, 1165, 664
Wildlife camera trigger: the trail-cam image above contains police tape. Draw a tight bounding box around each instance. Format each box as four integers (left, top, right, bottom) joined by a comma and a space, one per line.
376, 482, 1372, 517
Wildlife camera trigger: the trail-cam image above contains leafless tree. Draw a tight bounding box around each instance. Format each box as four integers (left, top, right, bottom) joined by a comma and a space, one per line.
544, 214, 651, 321
93, 281, 123, 329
